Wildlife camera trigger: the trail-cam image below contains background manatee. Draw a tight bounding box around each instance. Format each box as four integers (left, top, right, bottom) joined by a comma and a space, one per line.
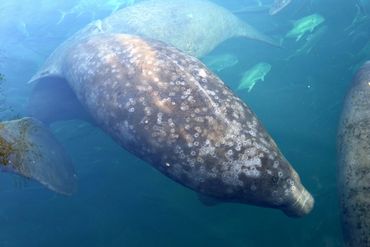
30, 0, 279, 83
338, 61, 370, 247
101, 0, 279, 57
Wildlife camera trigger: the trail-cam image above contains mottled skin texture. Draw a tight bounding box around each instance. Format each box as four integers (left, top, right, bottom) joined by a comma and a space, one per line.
338, 61, 370, 246
30, 33, 311, 217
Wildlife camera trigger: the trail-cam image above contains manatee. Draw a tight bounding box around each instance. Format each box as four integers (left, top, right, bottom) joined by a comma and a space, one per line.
338, 61, 370, 246
30, 0, 278, 81
28, 33, 313, 217
0, 117, 76, 195
94, 0, 279, 57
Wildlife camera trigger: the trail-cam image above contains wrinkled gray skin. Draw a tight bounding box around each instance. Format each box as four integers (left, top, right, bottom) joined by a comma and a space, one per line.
338, 61, 370, 246
30, 0, 278, 83
29, 33, 313, 217
269, 0, 292, 15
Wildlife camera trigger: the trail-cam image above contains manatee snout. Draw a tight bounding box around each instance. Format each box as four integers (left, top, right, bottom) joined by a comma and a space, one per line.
280, 169, 314, 217
236, 155, 314, 217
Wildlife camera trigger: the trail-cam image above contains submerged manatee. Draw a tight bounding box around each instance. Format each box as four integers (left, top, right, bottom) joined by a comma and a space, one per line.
0, 117, 76, 195
30, 0, 278, 82
29, 33, 313, 217
101, 0, 279, 57
338, 61, 370, 246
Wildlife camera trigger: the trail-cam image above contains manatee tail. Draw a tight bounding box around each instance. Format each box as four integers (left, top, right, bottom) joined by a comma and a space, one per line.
0, 117, 77, 195
239, 22, 282, 48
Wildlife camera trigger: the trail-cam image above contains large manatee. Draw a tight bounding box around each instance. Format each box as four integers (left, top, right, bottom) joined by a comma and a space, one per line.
338, 61, 370, 246
30, 0, 278, 82
28, 33, 313, 217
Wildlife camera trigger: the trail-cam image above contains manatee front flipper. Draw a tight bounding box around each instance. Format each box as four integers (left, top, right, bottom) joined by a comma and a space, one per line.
27, 77, 93, 125
0, 117, 77, 195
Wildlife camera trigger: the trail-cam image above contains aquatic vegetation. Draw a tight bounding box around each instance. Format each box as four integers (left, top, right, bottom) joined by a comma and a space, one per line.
0, 73, 4, 81
237, 62, 272, 92
286, 13, 325, 41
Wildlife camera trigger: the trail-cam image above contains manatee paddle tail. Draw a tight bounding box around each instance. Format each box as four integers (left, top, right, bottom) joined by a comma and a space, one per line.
0, 117, 77, 195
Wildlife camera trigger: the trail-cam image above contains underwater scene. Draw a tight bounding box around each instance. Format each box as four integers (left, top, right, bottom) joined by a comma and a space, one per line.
0, 0, 370, 246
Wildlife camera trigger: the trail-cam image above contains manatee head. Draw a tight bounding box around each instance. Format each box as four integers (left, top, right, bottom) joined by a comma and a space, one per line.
270, 158, 314, 217
236, 150, 314, 217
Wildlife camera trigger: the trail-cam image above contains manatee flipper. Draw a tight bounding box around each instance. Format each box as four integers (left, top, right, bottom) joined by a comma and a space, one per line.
27, 77, 93, 125
240, 23, 281, 48
0, 117, 77, 195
